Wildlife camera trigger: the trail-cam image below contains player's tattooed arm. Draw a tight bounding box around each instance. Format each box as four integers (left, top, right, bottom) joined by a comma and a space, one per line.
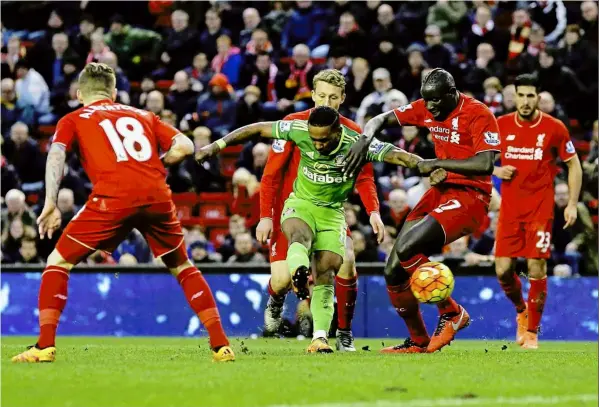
418, 151, 496, 176
196, 122, 274, 162
44, 143, 67, 207
382, 146, 422, 169
161, 134, 194, 166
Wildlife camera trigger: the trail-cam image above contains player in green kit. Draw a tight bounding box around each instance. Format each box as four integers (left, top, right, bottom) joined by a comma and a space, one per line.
196, 106, 429, 353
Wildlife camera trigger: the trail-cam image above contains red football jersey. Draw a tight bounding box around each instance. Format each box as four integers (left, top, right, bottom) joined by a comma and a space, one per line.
497, 111, 576, 222
260, 109, 379, 225
53, 99, 179, 209
393, 93, 500, 195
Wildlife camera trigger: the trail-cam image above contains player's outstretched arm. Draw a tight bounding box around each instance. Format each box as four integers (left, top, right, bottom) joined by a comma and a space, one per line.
161, 134, 195, 166
196, 122, 274, 163
417, 151, 496, 177
382, 146, 422, 169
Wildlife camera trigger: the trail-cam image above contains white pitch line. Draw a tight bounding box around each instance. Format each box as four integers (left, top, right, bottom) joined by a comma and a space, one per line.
266, 394, 598, 407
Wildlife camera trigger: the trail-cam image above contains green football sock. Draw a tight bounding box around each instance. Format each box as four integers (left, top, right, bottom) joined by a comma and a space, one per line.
287, 242, 309, 275
311, 284, 334, 338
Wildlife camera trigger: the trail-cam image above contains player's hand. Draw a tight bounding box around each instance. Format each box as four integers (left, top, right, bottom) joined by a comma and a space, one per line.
563, 203, 578, 229
195, 142, 219, 163
256, 218, 273, 244
429, 168, 447, 186
37, 204, 62, 240
494, 165, 517, 180
369, 212, 385, 244
417, 159, 438, 175
343, 135, 370, 177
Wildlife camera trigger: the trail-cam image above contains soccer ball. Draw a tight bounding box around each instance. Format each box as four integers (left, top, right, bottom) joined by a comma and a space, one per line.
410, 262, 455, 304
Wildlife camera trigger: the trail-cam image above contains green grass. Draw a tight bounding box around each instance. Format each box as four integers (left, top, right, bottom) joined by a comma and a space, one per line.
2, 337, 597, 407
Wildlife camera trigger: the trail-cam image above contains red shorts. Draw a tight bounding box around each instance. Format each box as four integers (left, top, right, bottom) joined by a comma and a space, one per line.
406, 185, 490, 245
495, 219, 553, 259
269, 223, 352, 262
56, 200, 184, 264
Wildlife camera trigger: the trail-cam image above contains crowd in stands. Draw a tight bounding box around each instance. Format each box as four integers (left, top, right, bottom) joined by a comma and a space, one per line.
1, 1, 597, 275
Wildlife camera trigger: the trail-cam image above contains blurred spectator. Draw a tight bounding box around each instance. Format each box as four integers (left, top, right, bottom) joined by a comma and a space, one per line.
231, 167, 261, 228
1, 157, 22, 197
239, 8, 262, 50
56, 188, 78, 225
263, 1, 291, 48
482, 77, 503, 116
1, 78, 22, 136
188, 126, 224, 193
50, 56, 81, 109
235, 85, 263, 128
328, 11, 368, 59
166, 70, 199, 125
344, 57, 372, 115
407, 176, 431, 209
426, 0, 467, 45
381, 189, 410, 230
227, 231, 266, 263
219, 214, 248, 261
371, 4, 407, 50
200, 8, 232, 61
98, 51, 130, 105
14, 237, 43, 264
244, 28, 274, 58
516, 24, 546, 74
144, 90, 165, 115
211, 34, 242, 87
370, 34, 406, 79
239, 52, 278, 104
42, 33, 80, 90
3, 122, 45, 189
466, 4, 510, 62
281, 1, 327, 55
351, 229, 379, 262
500, 84, 517, 116
104, 14, 162, 79
72, 14, 96, 59
345, 203, 371, 236
559, 24, 598, 87
14, 59, 50, 126
327, 47, 351, 78
53, 80, 82, 118
275, 44, 319, 115
355, 67, 392, 128
185, 52, 213, 91
507, 8, 532, 63
86, 32, 112, 64
398, 44, 428, 102
1, 188, 36, 229
538, 91, 569, 126
464, 43, 504, 96
132, 76, 155, 108
579, 1, 598, 46
1, 218, 36, 263
526, 0, 567, 44
377, 230, 396, 262
192, 73, 236, 137
189, 240, 220, 263
553, 182, 597, 276
423, 24, 456, 72
1, 36, 23, 80
159, 10, 199, 78
394, 125, 435, 174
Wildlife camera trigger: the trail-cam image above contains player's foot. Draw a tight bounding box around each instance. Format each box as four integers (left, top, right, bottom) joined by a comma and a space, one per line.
516, 305, 529, 345
380, 338, 428, 354
427, 306, 471, 353
307, 337, 334, 354
212, 346, 235, 362
11, 345, 56, 363
335, 329, 356, 352
520, 331, 539, 350
264, 296, 284, 336
291, 266, 310, 300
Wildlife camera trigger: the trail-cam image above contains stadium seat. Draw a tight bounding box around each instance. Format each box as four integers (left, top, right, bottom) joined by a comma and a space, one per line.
219, 145, 243, 177
172, 192, 200, 220
199, 203, 228, 219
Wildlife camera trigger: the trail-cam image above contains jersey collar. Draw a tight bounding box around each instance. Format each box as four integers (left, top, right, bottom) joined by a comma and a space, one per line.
329, 125, 346, 156
514, 111, 543, 128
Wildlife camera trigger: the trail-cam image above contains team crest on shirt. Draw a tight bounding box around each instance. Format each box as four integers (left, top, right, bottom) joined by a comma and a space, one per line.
272, 140, 287, 153
369, 140, 385, 154
536, 134, 546, 147
566, 141, 575, 154
279, 121, 292, 132
451, 117, 459, 131
334, 155, 345, 166
483, 131, 500, 146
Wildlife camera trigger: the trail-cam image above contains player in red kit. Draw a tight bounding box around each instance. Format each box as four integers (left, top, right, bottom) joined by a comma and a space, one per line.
344, 68, 500, 353
494, 74, 582, 350
11, 63, 234, 363
256, 70, 383, 352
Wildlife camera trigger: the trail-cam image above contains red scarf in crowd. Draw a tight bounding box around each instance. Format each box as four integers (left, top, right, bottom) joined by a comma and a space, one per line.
338, 22, 359, 37
211, 46, 241, 73
251, 63, 278, 102
484, 93, 503, 115
471, 20, 494, 37
245, 39, 274, 55
508, 20, 532, 60
286, 60, 313, 101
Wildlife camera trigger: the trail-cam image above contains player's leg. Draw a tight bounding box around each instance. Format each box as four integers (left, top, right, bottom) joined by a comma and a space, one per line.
335, 233, 358, 352
522, 258, 547, 350
140, 202, 233, 361
307, 250, 343, 354
264, 260, 291, 335
495, 256, 528, 344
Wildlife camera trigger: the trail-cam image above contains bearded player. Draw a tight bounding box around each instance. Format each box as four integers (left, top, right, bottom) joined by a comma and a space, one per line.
493, 74, 582, 350
345, 68, 500, 353
257, 69, 382, 352
197, 106, 425, 352
11, 63, 234, 363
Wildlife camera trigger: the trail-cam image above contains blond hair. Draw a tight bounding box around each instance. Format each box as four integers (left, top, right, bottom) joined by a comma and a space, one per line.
313, 69, 346, 93
78, 62, 116, 99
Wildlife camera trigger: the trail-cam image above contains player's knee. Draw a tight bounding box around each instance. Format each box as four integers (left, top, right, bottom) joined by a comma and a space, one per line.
270, 262, 292, 292
396, 232, 419, 263
169, 259, 194, 277
288, 230, 312, 248
339, 247, 356, 279
527, 259, 547, 279
383, 260, 409, 286
495, 258, 514, 280
47, 250, 74, 271
314, 269, 335, 285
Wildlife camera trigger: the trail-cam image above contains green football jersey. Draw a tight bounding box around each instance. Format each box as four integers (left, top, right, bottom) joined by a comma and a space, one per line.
272, 119, 393, 208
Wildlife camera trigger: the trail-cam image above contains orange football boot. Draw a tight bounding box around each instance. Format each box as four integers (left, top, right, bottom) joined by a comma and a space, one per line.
516, 305, 529, 345
520, 331, 539, 350
427, 306, 471, 353
380, 338, 428, 354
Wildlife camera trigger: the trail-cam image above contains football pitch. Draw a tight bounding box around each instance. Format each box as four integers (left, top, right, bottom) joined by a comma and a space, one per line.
2, 337, 597, 407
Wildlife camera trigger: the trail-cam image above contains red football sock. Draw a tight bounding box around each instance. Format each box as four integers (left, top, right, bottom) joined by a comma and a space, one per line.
387, 282, 429, 345
267, 279, 286, 303
527, 277, 547, 333
177, 267, 229, 349
37, 267, 70, 348
498, 271, 526, 313
436, 297, 460, 315
399, 254, 429, 274
336, 274, 358, 331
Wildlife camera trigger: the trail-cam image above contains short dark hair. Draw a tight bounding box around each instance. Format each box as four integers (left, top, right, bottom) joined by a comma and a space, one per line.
81, 13, 95, 25
256, 51, 271, 59
514, 73, 539, 92
308, 106, 339, 128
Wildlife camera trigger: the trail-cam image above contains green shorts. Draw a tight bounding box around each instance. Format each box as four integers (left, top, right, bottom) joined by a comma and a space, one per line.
281, 195, 346, 258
